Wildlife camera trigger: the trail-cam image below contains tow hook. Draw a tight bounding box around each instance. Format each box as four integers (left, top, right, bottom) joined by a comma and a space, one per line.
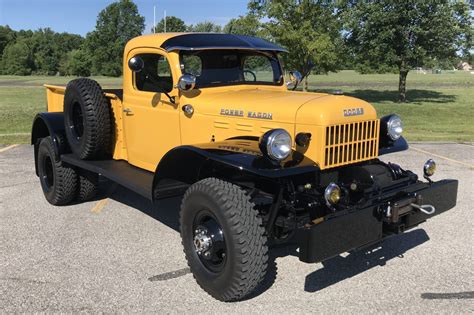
383, 196, 436, 223
410, 203, 436, 215
383, 202, 392, 218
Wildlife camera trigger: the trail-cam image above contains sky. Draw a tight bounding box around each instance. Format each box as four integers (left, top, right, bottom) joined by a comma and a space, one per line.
0, 0, 249, 36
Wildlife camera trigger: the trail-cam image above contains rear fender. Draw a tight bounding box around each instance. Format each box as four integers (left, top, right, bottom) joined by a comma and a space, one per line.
31, 112, 70, 175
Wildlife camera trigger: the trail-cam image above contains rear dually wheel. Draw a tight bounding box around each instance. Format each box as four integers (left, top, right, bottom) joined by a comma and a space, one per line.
37, 136, 77, 205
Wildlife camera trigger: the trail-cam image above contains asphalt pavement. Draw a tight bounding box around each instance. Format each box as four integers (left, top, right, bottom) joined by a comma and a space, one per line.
1, 143, 473, 313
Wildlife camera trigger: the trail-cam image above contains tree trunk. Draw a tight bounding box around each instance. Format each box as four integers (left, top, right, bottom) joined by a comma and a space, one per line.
398, 70, 408, 102
303, 76, 308, 92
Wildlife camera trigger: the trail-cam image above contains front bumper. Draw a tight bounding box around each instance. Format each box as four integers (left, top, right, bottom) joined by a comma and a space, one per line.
297, 179, 458, 263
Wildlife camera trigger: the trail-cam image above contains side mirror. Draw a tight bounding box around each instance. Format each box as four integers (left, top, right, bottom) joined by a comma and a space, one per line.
287, 71, 302, 88
177, 74, 196, 92
128, 56, 144, 72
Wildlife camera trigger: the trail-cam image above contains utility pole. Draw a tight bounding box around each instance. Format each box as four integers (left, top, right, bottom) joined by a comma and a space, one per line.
153, 5, 156, 33
164, 10, 167, 33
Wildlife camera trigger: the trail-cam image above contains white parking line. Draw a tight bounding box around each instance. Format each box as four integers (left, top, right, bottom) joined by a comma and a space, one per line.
0, 144, 19, 153
411, 147, 474, 169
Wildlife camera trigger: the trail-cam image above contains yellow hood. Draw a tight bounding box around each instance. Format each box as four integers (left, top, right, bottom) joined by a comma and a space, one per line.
295, 94, 377, 126
186, 87, 327, 123
185, 87, 376, 126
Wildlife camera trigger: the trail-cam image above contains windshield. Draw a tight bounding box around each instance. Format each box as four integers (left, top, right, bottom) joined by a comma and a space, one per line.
180, 50, 283, 88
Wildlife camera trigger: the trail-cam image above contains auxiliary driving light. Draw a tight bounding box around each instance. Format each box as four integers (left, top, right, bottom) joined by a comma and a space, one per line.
423, 159, 436, 177
324, 183, 341, 205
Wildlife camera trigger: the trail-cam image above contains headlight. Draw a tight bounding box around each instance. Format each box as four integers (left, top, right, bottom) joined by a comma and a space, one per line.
386, 115, 403, 140
259, 129, 292, 161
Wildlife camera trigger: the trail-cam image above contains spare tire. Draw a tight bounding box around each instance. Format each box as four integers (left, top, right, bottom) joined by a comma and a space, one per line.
64, 78, 112, 160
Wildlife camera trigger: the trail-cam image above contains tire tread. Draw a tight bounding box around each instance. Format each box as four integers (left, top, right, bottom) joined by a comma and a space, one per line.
39, 137, 77, 205
180, 178, 268, 301
64, 78, 111, 160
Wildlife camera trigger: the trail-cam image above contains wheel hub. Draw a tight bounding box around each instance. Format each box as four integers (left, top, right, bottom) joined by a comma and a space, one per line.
192, 215, 226, 272
193, 227, 212, 256
41, 155, 54, 191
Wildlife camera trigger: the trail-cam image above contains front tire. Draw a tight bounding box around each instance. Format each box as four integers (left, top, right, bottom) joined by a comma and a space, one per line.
180, 178, 268, 301
37, 136, 77, 205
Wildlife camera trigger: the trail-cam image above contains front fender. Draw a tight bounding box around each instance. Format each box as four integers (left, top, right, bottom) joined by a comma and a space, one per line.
379, 136, 409, 156
152, 139, 319, 199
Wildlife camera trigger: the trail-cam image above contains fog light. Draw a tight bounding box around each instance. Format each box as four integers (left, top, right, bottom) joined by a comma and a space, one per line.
324, 183, 341, 205
423, 159, 436, 177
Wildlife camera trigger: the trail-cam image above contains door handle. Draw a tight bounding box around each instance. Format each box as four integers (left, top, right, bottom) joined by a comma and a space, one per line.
123, 108, 133, 114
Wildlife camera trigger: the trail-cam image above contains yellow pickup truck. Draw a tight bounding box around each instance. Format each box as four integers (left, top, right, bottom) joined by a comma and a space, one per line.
31, 33, 458, 301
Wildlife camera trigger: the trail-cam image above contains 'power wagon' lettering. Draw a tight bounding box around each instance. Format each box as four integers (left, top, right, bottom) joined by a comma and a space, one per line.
220, 108, 273, 120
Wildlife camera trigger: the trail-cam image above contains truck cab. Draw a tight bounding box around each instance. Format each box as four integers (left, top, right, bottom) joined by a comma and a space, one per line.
32, 33, 458, 302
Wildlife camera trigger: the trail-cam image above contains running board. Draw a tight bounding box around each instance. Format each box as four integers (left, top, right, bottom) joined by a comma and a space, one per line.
62, 154, 189, 201
61, 154, 154, 200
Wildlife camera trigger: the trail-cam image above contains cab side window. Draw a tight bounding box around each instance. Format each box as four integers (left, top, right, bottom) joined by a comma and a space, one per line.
135, 53, 173, 93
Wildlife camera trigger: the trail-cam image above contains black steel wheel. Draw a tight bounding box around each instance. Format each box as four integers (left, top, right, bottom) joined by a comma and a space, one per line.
64, 78, 112, 160
192, 211, 226, 273
180, 178, 268, 302
37, 136, 77, 205
70, 101, 84, 140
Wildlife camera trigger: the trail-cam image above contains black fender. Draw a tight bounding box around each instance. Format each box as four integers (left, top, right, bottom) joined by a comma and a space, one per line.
378, 115, 409, 155
31, 112, 70, 175
152, 139, 320, 199
379, 136, 409, 156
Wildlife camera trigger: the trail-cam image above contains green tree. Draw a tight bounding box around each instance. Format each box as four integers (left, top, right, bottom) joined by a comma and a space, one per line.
59, 49, 91, 76
0, 25, 16, 56
223, 15, 263, 37
86, 0, 145, 76
152, 16, 187, 33
188, 21, 222, 33
31, 28, 59, 75
0, 25, 17, 74
250, 0, 343, 91
1, 39, 34, 75
55, 32, 84, 53
343, 1, 471, 102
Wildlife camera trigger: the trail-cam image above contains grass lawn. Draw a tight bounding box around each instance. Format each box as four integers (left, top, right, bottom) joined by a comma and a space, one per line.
0, 76, 121, 144
306, 70, 473, 142
0, 71, 473, 144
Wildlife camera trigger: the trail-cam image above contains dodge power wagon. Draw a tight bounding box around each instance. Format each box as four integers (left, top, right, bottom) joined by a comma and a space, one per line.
31, 33, 458, 301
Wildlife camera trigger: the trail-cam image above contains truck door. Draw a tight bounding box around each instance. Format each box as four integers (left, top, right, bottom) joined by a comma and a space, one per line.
122, 48, 180, 172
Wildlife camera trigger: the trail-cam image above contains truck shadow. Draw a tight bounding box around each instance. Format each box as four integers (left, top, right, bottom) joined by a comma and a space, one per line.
303, 229, 430, 293
309, 88, 456, 104
101, 182, 430, 297
101, 182, 181, 231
